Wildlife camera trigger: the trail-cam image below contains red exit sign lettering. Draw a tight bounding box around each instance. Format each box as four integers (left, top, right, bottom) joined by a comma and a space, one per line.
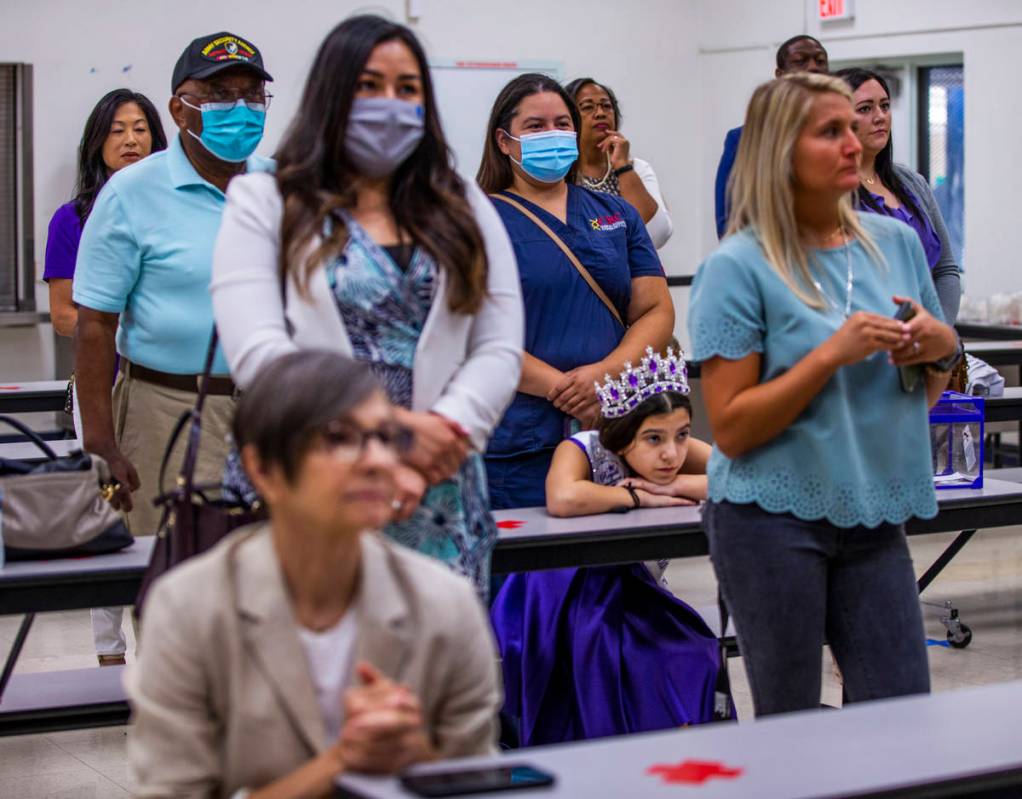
819, 0, 854, 21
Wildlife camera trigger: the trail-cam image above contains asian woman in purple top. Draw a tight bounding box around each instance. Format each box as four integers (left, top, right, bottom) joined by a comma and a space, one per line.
44, 89, 167, 336
42, 88, 165, 667
836, 68, 961, 324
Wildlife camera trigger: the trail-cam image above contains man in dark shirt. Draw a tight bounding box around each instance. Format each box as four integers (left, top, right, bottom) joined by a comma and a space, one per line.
714, 35, 829, 238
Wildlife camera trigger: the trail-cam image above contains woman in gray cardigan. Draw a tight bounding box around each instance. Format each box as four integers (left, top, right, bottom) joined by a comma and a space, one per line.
838, 68, 961, 323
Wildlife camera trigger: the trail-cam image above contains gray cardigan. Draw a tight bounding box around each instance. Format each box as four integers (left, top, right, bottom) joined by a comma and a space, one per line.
892, 164, 961, 323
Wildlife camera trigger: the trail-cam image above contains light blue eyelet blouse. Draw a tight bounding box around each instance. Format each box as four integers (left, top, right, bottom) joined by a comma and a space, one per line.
688, 213, 944, 528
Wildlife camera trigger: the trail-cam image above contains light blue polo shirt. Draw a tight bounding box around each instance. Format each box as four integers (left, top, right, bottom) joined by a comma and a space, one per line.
73, 134, 273, 375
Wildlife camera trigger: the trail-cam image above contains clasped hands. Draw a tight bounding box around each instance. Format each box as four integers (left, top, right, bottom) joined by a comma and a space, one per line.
332, 662, 435, 775
547, 362, 607, 430
390, 409, 471, 521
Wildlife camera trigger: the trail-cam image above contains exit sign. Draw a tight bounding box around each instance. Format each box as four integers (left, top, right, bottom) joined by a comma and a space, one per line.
819, 0, 854, 21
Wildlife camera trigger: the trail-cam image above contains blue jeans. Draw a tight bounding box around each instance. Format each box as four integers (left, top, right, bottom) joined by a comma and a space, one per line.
703, 500, 930, 716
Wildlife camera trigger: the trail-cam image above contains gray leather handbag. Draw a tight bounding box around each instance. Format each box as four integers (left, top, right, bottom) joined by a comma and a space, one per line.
0, 415, 132, 560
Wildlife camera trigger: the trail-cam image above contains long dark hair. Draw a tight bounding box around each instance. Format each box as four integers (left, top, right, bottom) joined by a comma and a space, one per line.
563, 77, 623, 129
275, 14, 488, 314
834, 68, 926, 222
476, 73, 581, 193
73, 89, 167, 224
597, 391, 692, 457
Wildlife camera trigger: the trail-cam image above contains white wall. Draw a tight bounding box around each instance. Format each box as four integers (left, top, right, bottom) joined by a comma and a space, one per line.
697, 0, 1022, 290
0, 0, 701, 381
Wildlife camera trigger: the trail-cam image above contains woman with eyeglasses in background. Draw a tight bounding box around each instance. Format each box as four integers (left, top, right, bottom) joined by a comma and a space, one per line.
564, 77, 673, 249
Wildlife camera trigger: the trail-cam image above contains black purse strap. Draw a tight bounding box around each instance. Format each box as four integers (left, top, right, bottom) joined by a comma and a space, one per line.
155, 327, 220, 501
0, 415, 59, 461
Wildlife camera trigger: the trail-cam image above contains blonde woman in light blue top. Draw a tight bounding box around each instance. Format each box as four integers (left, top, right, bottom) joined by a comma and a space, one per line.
689, 73, 961, 717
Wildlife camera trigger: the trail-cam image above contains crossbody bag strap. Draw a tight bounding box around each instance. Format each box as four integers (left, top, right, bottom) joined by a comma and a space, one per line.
490, 193, 625, 328
164, 327, 220, 497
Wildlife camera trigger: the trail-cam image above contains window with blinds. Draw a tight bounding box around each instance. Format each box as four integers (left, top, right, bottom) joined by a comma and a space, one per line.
0, 63, 34, 313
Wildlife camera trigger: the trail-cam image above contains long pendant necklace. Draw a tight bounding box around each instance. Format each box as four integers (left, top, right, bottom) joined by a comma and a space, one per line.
811, 228, 854, 318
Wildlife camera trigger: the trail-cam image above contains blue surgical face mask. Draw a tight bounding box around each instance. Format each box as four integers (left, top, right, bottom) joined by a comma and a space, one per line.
503, 129, 578, 183
181, 97, 266, 163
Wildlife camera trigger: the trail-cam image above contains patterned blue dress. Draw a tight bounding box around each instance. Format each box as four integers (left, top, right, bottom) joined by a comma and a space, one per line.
224, 212, 497, 598
326, 211, 497, 597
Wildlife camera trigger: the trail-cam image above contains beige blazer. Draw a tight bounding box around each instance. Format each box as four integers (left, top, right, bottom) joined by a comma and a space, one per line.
126, 524, 502, 798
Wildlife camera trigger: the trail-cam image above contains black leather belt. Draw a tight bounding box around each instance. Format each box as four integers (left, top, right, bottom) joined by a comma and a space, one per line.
124, 359, 236, 396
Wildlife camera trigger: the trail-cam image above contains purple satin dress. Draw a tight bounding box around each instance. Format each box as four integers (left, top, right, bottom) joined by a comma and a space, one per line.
490, 432, 724, 746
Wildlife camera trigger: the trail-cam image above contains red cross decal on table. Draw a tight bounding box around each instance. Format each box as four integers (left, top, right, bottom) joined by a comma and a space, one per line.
647, 759, 744, 785
496, 519, 525, 530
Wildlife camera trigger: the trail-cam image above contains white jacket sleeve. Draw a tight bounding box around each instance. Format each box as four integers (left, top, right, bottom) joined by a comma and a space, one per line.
430, 182, 524, 451
210, 172, 299, 390
633, 157, 674, 250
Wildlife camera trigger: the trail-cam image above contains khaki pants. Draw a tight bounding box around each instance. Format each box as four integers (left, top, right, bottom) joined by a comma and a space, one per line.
112, 367, 235, 536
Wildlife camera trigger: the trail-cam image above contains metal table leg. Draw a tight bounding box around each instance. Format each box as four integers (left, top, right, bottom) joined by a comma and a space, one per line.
917, 529, 977, 594
0, 613, 35, 703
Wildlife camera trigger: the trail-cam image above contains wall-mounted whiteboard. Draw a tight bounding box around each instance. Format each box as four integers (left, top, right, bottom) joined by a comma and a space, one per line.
430, 59, 562, 180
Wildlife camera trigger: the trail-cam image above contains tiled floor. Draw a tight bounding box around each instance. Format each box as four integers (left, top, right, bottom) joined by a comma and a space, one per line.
1, 526, 1020, 798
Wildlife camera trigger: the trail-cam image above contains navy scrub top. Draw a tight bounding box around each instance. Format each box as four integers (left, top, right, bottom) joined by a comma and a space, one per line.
487, 184, 665, 459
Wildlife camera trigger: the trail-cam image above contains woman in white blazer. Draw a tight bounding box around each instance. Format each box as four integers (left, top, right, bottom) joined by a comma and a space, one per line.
211, 15, 522, 598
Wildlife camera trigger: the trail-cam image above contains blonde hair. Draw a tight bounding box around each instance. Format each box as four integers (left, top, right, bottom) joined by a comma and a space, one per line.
725, 72, 883, 308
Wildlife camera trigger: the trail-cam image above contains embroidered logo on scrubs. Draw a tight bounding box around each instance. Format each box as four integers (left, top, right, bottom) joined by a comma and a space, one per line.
201, 35, 256, 63
589, 213, 626, 232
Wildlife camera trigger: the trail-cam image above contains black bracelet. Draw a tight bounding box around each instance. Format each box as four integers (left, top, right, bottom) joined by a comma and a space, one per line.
930, 335, 964, 373
613, 163, 635, 178
624, 483, 641, 510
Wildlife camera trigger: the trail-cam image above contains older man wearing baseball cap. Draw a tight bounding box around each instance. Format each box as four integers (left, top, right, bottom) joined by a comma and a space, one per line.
74, 31, 273, 544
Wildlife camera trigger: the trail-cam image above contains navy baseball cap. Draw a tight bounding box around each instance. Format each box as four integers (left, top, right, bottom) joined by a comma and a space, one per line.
172, 32, 273, 92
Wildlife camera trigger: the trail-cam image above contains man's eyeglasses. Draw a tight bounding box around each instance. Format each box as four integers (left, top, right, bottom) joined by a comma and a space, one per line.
318, 419, 413, 463
179, 89, 273, 109
577, 100, 614, 116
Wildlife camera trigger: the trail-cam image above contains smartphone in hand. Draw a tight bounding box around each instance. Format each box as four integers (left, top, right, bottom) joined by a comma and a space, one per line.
894, 301, 923, 392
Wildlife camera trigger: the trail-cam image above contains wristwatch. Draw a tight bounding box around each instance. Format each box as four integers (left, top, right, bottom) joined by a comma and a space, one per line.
929, 335, 964, 373
612, 164, 635, 178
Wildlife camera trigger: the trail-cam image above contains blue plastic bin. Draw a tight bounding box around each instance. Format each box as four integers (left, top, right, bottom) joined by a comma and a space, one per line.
929, 391, 984, 490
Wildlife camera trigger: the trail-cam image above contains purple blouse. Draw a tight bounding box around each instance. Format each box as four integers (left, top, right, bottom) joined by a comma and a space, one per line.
865, 189, 942, 270
43, 201, 83, 281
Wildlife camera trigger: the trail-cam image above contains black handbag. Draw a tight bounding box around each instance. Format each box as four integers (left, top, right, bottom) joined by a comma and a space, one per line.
0, 415, 133, 560
135, 329, 265, 615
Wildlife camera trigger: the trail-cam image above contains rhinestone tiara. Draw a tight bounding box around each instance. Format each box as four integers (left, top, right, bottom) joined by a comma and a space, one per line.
595, 346, 690, 419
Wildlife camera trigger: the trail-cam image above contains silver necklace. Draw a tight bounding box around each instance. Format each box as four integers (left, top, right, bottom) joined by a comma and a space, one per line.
810, 227, 854, 318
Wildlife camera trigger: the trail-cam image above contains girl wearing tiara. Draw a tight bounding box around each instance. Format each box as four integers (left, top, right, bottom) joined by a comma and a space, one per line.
490, 347, 725, 746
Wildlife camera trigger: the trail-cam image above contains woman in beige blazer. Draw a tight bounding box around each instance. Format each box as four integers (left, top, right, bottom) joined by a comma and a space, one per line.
128, 351, 502, 798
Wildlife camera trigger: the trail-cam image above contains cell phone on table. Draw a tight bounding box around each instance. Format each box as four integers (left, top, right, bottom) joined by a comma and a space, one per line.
894, 301, 923, 393
400, 764, 555, 797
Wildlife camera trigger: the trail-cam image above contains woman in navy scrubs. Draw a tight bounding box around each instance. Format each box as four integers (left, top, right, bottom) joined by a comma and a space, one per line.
477, 74, 674, 511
